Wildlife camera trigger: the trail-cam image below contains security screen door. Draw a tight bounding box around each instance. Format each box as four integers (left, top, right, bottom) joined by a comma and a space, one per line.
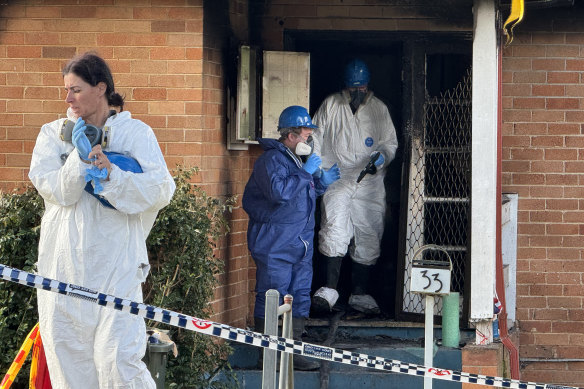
398, 41, 472, 322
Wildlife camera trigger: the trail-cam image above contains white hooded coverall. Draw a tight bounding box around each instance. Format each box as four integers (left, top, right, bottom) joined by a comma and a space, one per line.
28, 110, 175, 389
312, 90, 398, 265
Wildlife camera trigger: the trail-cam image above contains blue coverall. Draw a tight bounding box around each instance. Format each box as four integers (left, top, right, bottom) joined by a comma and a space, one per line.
243, 138, 327, 318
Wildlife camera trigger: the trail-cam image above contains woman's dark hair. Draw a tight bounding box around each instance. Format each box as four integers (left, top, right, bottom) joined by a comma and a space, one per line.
62, 52, 125, 110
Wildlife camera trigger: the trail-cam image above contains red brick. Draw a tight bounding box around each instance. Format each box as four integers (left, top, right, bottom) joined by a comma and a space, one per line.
502, 160, 530, 172
514, 122, 546, 135
546, 45, 580, 57
532, 84, 564, 96
61, 6, 97, 19
563, 211, 584, 222
547, 199, 578, 210
565, 85, 584, 97
511, 148, 544, 160
532, 308, 568, 321
132, 88, 167, 101
531, 136, 563, 147
566, 59, 584, 71
545, 148, 577, 160
151, 20, 186, 33
529, 210, 562, 222
533, 59, 566, 71
548, 123, 581, 134
149, 47, 186, 60
566, 136, 584, 147
513, 97, 545, 109
548, 296, 581, 308
503, 109, 532, 123
503, 57, 532, 70
565, 161, 584, 173
546, 98, 580, 110
503, 83, 531, 96
512, 71, 546, 83
520, 320, 552, 333
531, 110, 564, 122
547, 71, 579, 83
546, 223, 580, 235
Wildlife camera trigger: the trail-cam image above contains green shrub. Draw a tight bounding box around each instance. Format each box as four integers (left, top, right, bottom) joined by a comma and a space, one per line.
0, 167, 237, 388
0, 186, 43, 388
145, 167, 237, 388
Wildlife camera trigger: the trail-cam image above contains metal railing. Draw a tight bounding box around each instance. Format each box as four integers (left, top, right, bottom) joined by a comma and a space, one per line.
262, 290, 294, 389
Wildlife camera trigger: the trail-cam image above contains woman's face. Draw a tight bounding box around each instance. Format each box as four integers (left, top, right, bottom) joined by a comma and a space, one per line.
63, 73, 106, 121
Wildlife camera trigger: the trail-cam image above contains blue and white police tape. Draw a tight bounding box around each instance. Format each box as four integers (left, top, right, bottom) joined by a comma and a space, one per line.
0, 263, 580, 389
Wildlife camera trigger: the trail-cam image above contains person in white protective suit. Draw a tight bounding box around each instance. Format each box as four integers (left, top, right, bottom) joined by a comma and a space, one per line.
28, 52, 175, 389
311, 58, 398, 315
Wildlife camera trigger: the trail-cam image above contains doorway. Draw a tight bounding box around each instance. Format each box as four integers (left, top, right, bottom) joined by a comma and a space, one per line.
287, 31, 403, 318
286, 31, 472, 322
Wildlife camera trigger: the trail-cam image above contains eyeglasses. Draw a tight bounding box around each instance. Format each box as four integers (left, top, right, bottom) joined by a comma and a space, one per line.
294, 133, 313, 143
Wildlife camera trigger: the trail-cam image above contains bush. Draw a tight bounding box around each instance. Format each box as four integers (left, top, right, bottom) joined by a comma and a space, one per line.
0, 167, 237, 388
145, 167, 237, 388
0, 186, 43, 388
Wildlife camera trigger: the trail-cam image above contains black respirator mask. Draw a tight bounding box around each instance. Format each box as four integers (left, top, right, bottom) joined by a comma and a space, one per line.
60, 119, 110, 148
349, 90, 367, 109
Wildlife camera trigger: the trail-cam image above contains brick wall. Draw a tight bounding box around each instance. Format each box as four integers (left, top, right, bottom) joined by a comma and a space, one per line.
202, 0, 255, 329
0, 0, 254, 328
501, 5, 584, 387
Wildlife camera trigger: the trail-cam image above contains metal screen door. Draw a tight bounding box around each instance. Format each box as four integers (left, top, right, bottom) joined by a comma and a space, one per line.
401, 68, 472, 316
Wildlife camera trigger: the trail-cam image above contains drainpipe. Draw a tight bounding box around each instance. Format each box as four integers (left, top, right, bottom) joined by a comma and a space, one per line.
496, 26, 521, 380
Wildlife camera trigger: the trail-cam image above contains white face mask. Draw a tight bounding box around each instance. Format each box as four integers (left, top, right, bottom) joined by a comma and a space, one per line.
295, 141, 312, 156
294, 135, 312, 157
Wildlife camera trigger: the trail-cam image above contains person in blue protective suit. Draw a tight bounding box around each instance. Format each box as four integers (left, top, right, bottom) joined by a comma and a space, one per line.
28, 52, 175, 389
311, 59, 398, 316
243, 105, 340, 371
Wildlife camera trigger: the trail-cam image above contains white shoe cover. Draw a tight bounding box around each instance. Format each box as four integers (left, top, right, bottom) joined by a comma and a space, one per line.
313, 286, 339, 310
348, 294, 380, 314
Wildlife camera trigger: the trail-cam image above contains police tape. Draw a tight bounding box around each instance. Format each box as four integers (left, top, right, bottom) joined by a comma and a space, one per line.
0, 263, 580, 389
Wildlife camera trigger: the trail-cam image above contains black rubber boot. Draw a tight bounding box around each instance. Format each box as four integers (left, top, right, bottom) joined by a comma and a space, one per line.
254, 317, 265, 368
254, 316, 265, 333
351, 262, 370, 295
325, 256, 343, 289
292, 317, 320, 371
312, 256, 344, 314
349, 262, 380, 315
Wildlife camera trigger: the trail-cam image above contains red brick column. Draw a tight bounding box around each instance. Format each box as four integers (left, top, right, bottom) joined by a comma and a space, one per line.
462, 343, 505, 389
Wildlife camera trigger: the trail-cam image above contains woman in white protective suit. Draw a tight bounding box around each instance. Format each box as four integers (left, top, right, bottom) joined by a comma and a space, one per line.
28, 52, 175, 388
311, 59, 398, 316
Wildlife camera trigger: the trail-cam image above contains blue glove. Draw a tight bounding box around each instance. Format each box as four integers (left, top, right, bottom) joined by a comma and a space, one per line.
321, 163, 340, 186
72, 118, 92, 160
374, 152, 385, 167
85, 166, 108, 194
303, 154, 321, 175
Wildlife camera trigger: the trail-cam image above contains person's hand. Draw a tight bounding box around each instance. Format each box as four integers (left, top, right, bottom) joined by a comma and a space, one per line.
373, 152, 385, 167
303, 154, 322, 175
88, 145, 112, 178
321, 163, 340, 186
85, 166, 108, 194
72, 118, 92, 161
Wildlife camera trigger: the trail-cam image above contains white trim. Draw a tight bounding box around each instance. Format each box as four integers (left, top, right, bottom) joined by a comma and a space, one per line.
470, 0, 498, 322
